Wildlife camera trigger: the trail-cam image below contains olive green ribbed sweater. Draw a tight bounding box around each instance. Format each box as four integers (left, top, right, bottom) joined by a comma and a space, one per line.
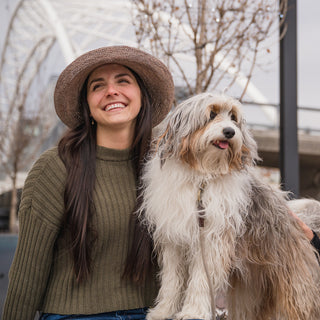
2, 146, 158, 320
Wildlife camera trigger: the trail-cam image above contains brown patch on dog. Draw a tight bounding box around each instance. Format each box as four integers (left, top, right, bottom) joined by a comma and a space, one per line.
228, 143, 252, 172
229, 106, 240, 122
240, 144, 252, 166
206, 104, 222, 122
156, 126, 170, 151
155, 126, 175, 167
179, 126, 208, 169
209, 104, 221, 114
179, 136, 197, 169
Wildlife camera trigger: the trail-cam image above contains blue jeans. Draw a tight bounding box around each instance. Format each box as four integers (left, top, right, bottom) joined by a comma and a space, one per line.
40, 307, 148, 320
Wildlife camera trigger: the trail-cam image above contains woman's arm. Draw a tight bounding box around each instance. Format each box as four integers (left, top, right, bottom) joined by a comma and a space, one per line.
2, 214, 59, 319
2, 148, 65, 320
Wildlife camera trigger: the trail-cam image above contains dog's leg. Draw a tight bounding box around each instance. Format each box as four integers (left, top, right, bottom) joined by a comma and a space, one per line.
175, 238, 213, 320
147, 243, 185, 320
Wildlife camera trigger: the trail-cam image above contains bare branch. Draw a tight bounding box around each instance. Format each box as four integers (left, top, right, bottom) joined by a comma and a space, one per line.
131, 0, 288, 98
0, 37, 56, 232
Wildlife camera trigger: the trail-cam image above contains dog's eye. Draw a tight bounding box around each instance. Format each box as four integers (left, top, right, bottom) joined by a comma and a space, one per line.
210, 111, 217, 120
231, 114, 237, 122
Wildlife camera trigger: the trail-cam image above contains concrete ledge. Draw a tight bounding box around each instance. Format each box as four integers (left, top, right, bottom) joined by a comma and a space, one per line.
252, 129, 320, 199
253, 129, 320, 156
252, 129, 320, 168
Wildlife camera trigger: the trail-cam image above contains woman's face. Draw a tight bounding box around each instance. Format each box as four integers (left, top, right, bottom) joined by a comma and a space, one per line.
86, 63, 142, 134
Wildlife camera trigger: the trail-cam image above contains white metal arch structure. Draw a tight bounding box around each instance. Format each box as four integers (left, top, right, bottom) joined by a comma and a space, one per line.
0, 0, 138, 163
0, 0, 137, 123
0, 0, 276, 133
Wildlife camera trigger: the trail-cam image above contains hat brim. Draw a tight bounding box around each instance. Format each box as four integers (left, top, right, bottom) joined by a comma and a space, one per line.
54, 46, 175, 129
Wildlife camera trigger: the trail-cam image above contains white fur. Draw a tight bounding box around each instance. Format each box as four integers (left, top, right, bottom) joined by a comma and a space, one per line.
141, 93, 320, 320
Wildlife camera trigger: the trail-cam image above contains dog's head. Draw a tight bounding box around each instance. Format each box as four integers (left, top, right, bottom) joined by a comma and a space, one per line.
156, 93, 260, 175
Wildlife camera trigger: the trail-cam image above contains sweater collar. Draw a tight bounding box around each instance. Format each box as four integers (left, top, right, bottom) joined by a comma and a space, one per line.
96, 145, 133, 161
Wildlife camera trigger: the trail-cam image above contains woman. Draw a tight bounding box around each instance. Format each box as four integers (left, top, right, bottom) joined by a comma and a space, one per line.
2, 46, 175, 320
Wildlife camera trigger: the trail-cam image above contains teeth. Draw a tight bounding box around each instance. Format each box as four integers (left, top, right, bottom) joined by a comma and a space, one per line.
105, 103, 126, 111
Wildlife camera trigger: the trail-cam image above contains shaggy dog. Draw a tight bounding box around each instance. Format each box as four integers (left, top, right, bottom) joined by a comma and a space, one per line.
140, 93, 320, 320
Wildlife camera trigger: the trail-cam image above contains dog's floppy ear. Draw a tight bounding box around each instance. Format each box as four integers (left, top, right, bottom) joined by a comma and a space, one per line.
156, 125, 174, 167
155, 111, 184, 167
240, 119, 261, 166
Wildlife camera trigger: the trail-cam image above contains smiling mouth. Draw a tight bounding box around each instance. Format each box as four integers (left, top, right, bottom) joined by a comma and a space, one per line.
212, 140, 229, 149
104, 103, 126, 111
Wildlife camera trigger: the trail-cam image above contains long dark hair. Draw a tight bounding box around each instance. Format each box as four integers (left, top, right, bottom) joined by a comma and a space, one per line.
58, 67, 153, 282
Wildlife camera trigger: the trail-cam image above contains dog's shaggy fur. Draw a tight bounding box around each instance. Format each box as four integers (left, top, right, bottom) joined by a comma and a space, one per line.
140, 93, 320, 320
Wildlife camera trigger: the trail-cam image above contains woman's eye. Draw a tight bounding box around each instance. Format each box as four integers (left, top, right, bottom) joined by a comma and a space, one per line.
210, 111, 217, 120
118, 78, 130, 84
92, 84, 102, 91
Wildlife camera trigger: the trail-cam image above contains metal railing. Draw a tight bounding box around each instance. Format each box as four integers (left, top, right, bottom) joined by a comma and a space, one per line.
242, 101, 320, 134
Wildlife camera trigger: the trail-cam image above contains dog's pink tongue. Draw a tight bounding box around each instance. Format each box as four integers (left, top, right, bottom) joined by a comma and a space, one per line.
218, 141, 229, 149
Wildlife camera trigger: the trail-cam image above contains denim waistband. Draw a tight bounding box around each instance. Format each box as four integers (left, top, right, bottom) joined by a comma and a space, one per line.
40, 307, 148, 320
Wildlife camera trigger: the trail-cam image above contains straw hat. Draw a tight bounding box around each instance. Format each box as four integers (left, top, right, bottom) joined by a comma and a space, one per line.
54, 46, 175, 129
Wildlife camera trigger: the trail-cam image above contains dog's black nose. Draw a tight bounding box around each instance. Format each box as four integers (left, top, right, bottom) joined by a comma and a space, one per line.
223, 127, 235, 139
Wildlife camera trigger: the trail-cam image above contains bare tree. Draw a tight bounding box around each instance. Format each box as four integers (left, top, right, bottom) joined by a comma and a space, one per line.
3, 111, 52, 232
0, 21, 57, 231
131, 0, 287, 99
0, 62, 55, 233
0, 94, 53, 232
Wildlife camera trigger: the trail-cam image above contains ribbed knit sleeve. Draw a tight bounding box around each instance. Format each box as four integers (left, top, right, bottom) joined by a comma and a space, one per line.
2, 148, 65, 320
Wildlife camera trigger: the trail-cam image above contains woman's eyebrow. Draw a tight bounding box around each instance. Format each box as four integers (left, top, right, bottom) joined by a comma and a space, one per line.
88, 77, 104, 87
114, 73, 133, 79
88, 73, 133, 88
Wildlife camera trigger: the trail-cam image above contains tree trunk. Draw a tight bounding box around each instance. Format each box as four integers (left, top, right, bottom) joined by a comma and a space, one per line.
9, 174, 18, 233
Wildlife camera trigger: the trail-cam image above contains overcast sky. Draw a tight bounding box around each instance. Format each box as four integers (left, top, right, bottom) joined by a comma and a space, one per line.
296, 0, 320, 108
0, 0, 319, 121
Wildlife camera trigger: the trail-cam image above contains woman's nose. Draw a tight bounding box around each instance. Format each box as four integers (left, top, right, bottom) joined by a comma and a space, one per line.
105, 84, 119, 96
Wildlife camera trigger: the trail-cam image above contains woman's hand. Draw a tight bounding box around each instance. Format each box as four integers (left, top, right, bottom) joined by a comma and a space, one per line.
289, 210, 314, 241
